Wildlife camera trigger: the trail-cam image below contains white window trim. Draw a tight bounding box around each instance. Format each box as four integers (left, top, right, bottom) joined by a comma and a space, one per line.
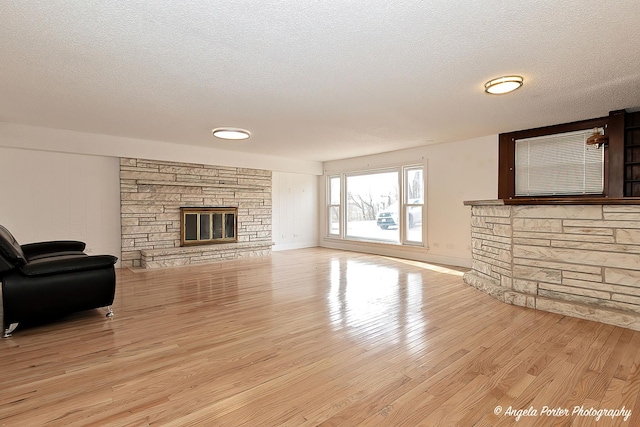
326, 164, 425, 247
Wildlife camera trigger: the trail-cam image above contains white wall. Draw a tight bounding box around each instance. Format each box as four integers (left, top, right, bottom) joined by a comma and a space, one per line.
0, 146, 122, 265
272, 172, 319, 250
320, 135, 498, 267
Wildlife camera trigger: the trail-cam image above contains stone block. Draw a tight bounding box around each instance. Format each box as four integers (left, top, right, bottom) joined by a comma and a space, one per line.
513, 279, 537, 295
615, 229, 640, 245
562, 271, 602, 283
480, 239, 511, 251
485, 217, 511, 224
563, 227, 614, 236
471, 216, 491, 229
513, 237, 550, 247
121, 218, 139, 226
512, 218, 562, 232
603, 205, 640, 213
504, 291, 527, 307
513, 265, 561, 284
138, 184, 203, 194
538, 289, 600, 306
159, 165, 219, 177
563, 220, 640, 229
612, 294, 640, 306
121, 225, 167, 234
472, 259, 492, 276
501, 276, 513, 289
121, 205, 163, 214
604, 213, 640, 221
120, 170, 176, 181
550, 241, 640, 254
513, 205, 602, 219
121, 238, 136, 248
472, 206, 511, 217
539, 282, 610, 300
471, 232, 511, 245
121, 193, 182, 202
605, 268, 640, 287
492, 224, 512, 238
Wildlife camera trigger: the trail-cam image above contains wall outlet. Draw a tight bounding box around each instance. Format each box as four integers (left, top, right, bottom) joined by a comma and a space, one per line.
446, 243, 454, 249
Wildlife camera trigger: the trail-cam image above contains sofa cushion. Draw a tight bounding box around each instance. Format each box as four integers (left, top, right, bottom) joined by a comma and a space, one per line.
19, 254, 118, 276
25, 250, 87, 262
0, 225, 27, 267
21, 240, 87, 261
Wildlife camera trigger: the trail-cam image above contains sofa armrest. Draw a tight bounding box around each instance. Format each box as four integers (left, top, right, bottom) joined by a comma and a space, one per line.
21, 241, 87, 260
20, 255, 117, 276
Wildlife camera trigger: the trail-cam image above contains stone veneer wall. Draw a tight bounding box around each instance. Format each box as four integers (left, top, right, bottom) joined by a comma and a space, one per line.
120, 158, 272, 268
464, 202, 640, 331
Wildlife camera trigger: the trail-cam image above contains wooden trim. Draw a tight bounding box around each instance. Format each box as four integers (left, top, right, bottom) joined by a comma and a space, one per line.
498, 115, 614, 200
465, 197, 640, 206
607, 110, 626, 197
497, 133, 514, 199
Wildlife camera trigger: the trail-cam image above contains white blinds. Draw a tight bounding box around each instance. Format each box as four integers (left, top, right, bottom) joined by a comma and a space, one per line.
515, 128, 604, 196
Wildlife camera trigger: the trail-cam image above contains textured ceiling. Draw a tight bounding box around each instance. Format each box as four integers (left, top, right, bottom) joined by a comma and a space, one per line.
1, 1, 640, 162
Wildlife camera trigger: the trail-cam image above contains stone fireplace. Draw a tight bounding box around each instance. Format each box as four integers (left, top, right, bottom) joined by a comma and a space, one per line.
120, 158, 273, 268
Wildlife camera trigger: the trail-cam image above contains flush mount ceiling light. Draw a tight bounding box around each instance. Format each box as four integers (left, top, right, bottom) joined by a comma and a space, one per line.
484, 75, 524, 95
212, 128, 251, 140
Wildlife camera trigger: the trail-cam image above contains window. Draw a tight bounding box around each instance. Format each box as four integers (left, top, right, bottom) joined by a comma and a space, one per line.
327, 165, 424, 246
328, 176, 341, 236
498, 115, 620, 199
347, 171, 399, 242
404, 166, 424, 244
515, 129, 604, 196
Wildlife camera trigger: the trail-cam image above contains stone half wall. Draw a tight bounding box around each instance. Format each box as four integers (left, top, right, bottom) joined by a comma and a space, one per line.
120, 158, 272, 268
464, 202, 640, 331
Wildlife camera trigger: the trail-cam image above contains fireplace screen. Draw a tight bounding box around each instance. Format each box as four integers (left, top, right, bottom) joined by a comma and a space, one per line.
180, 207, 238, 246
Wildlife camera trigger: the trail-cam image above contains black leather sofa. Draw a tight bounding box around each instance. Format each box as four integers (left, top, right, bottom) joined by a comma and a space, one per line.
0, 225, 117, 337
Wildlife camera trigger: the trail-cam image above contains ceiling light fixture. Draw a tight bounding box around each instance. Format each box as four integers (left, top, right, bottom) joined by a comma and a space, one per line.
212, 128, 251, 140
484, 75, 524, 95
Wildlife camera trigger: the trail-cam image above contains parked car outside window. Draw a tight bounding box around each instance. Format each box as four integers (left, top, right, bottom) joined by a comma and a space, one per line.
376, 199, 422, 229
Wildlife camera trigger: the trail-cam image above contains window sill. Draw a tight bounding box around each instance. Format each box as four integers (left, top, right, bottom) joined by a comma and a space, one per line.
324, 235, 425, 249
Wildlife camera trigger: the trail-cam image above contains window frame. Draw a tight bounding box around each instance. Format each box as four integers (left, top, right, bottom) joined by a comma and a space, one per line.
498, 115, 625, 199
402, 165, 425, 246
327, 175, 342, 238
326, 164, 425, 247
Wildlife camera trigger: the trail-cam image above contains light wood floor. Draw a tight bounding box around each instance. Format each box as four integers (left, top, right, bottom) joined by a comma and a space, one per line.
2, 248, 640, 426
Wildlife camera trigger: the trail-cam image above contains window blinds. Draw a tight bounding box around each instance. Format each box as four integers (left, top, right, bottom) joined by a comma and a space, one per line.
515, 128, 604, 196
